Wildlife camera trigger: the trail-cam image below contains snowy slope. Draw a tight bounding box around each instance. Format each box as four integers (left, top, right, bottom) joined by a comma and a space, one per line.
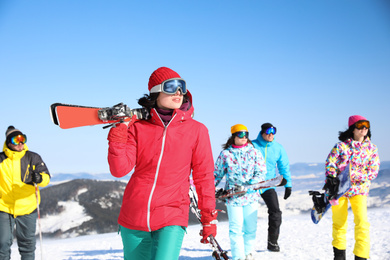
11, 208, 390, 259
9, 163, 388, 259
38, 165, 390, 238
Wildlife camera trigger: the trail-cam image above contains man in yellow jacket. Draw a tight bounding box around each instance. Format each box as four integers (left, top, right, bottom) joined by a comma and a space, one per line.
0, 126, 50, 259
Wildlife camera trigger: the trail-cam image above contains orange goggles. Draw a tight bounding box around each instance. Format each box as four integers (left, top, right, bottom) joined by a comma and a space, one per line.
10, 134, 27, 145
355, 120, 370, 130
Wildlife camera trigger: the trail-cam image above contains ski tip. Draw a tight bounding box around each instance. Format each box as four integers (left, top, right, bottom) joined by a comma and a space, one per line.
50, 104, 59, 126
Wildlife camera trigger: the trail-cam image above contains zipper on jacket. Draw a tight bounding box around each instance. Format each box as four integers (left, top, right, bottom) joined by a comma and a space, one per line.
23, 164, 30, 183
259, 143, 269, 195
146, 112, 176, 232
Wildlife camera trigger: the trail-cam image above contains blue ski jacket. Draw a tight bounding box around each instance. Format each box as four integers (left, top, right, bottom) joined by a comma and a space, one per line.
252, 133, 292, 193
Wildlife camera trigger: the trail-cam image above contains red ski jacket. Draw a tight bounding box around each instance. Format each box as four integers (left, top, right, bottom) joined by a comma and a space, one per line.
108, 100, 215, 232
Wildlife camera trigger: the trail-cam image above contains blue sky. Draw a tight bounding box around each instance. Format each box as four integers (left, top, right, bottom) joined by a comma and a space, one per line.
1, 0, 389, 174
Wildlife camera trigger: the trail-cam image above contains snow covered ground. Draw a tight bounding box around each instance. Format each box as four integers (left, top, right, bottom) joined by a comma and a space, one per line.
10, 207, 390, 259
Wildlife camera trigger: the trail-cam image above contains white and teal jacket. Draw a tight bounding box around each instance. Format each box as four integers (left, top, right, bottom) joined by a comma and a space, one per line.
214, 143, 267, 206
252, 133, 292, 193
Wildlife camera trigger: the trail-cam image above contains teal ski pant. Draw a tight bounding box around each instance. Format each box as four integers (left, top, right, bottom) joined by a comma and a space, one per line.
0, 211, 37, 260
120, 225, 186, 260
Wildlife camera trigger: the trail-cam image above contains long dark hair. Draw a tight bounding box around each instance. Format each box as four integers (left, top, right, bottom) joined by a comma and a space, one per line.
222, 135, 253, 150
138, 93, 189, 110
338, 125, 371, 142
138, 93, 159, 110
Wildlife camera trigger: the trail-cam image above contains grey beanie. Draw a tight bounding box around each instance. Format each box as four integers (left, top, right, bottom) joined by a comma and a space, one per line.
5, 126, 24, 144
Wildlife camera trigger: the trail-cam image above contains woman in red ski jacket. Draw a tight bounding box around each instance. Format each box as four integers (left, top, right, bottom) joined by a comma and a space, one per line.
107, 67, 217, 260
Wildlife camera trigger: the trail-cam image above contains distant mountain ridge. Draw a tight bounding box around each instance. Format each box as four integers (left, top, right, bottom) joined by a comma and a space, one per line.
51, 161, 390, 182
49, 172, 130, 184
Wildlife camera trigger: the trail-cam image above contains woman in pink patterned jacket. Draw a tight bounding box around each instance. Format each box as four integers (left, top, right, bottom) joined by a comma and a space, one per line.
325, 115, 380, 260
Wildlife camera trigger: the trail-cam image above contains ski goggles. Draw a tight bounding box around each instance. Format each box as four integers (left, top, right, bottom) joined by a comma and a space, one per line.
234, 131, 249, 139
149, 78, 187, 95
10, 134, 27, 145
264, 127, 276, 135
355, 120, 370, 130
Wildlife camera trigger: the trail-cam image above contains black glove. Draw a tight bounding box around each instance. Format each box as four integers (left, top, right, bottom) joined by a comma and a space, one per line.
309, 191, 327, 214
322, 175, 339, 200
284, 187, 292, 200
32, 172, 43, 184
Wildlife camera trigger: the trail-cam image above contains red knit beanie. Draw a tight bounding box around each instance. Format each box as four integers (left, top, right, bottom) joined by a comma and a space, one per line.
348, 115, 368, 127
148, 67, 181, 91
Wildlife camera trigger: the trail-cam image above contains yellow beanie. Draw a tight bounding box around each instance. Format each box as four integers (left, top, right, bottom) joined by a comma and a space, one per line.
231, 124, 248, 134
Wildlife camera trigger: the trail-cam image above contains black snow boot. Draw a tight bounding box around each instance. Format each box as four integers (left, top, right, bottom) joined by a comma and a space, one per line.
355, 256, 367, 260
333, 247, 346, 260
267, 241, 280, 252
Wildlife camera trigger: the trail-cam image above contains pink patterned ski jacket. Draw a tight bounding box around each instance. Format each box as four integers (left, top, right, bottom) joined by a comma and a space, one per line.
325, 137, 380, 198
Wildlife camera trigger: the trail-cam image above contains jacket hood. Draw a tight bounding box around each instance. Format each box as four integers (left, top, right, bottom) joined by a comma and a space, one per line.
255, 132, 276, 146
3, 142, 28, 159
186, 90, 193, 106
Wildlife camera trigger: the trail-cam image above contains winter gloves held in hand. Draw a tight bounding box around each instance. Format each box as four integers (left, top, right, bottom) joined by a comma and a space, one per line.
32, 172, 43, 184
107, 115, 138, 143
200, 210, 218, 244
284, 187, 292, 200
323, 175, 340, 200
108, 123, 128, 143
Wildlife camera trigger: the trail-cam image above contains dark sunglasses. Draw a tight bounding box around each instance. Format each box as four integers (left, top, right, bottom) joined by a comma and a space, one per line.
234, 131, 249, 139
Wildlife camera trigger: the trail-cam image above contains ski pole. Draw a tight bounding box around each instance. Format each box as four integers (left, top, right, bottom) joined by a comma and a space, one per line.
209, 236, 229, 260
34, 183, 44, 260
189, 185, 230, 259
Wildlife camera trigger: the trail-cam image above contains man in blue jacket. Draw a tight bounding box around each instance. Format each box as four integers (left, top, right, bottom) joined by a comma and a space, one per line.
252, 123, 292, 252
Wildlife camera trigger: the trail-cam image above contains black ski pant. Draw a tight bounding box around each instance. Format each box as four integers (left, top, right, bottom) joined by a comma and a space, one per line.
260, 189, 282, 243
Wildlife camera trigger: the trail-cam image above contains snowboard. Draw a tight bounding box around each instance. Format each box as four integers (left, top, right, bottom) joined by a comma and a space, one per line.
50, 103, 149, 129
309, 164, 352, 224
215, 175, 287, 201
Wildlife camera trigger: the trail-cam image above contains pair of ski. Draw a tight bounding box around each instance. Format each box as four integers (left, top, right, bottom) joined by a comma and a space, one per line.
215, 175, 287, 201
50, 103, 148, 129
189, 185, 229, 260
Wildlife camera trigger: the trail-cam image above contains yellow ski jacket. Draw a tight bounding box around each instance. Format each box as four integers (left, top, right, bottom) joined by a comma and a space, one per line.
0, 143, 50, 217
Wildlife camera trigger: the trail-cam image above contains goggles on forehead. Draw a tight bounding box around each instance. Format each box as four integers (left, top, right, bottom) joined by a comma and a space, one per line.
265, 127, 276, 135
234, 131, 249, 139
355, 120, 370, 130
150, 78, 187, 95
10, 134, 27, 145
